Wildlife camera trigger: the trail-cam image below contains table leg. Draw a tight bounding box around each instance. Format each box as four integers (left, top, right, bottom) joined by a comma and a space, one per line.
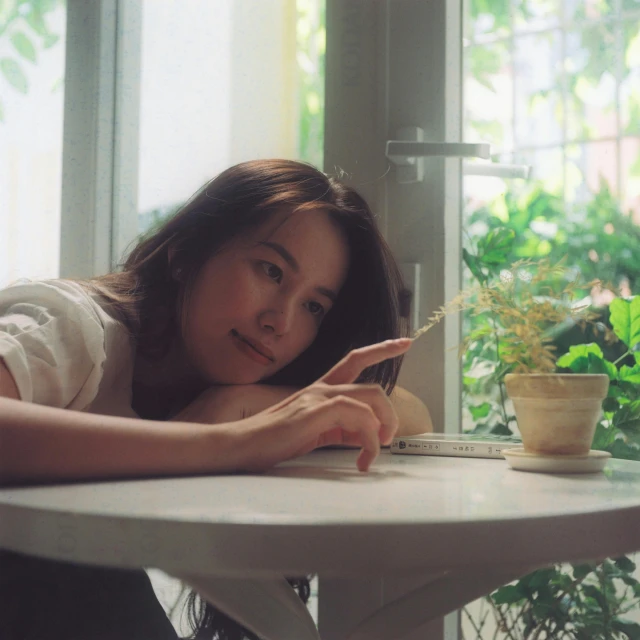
318, 572, 449, 640
319, 566, 535, 640
170, 572, 320, 640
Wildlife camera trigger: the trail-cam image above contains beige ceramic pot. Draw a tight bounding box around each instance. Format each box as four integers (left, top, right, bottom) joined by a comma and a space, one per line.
504, 373, 610, 456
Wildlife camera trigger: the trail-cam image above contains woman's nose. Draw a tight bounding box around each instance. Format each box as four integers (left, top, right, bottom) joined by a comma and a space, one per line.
259, 304, 294, 336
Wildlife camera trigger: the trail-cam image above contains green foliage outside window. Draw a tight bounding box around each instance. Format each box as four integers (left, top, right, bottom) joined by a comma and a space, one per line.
0, 0, 64, 122
462, 0, 640, 636
296, 0, 325, 169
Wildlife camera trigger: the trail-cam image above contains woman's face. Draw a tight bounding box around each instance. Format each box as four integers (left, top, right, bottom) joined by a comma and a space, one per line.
181, 210, 350, 385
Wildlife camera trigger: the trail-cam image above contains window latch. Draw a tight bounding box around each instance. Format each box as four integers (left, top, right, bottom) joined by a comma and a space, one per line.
386, 126, 490, 183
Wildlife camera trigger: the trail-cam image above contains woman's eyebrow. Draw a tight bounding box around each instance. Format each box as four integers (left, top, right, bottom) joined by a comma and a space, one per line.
259, 241, 338, 303
260, 241, 299, 271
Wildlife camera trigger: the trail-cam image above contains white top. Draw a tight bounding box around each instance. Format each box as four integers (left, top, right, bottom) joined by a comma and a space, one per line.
1, 450, 639, 577
0, 280, 136, 417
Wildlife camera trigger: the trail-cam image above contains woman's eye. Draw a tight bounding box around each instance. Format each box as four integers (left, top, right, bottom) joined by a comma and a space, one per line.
261, 262, 283, 282
307, 301, 325, 317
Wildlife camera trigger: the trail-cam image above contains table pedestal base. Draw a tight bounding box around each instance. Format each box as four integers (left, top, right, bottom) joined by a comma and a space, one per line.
171, 565, 536, 640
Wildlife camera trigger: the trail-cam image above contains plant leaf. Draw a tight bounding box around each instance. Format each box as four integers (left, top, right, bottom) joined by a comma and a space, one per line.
491, 584, 527, 605
608, 439, 640, 460
469, 402, 491, 419
613, 556, 637, 573
620, 364, 640, 384
610, 297, 640, 349
587, 352, 618, 379
556, 343, 604, 372
463, 248, 485, 283
10, 32, 37, 64
477, 227, 516, 265
613, 401, 640, 438
572, 563, 597, 580
612, 618, 640, 640
0, 58, 28, 93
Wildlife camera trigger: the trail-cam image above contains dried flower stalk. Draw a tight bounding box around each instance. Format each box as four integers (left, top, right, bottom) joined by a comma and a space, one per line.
412, 259, 617, 373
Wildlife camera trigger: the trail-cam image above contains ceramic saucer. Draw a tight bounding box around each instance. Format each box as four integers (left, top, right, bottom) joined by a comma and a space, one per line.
502, 448, 611, 474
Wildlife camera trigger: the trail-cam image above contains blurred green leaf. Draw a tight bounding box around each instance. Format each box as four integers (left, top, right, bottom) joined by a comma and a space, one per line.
572, 563, 597, 580
477, 227, 516, 265
602, 396, 620, 413
0, 57, 28, 93
613, 555, 637, 573
24, 7, 49, 37
612, 401, 640, 439
42, 32, 59, 49
492, 583, 527, 604
612, 618, 640, 640
10, 32, 36, 63
469, 402, 491, 419
463, 248, 487, 284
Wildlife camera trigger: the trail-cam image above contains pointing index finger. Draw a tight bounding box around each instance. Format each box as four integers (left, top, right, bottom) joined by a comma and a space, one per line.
320, 338, 413, 386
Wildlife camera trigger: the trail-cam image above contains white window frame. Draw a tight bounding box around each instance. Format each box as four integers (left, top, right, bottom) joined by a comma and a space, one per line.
59, 0, 141, 279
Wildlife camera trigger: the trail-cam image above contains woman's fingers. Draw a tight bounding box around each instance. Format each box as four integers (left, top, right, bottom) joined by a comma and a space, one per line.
314, 383, 399, 444
305, 395, 381, 472
320, 338, 412, 386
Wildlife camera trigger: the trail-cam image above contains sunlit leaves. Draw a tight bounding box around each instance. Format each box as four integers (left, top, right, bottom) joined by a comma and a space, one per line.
477, 227, 516, 266
11, 32, 37, 63
609, 297, 640, 349
0, 57, 28, 93
556, 343, 618, 379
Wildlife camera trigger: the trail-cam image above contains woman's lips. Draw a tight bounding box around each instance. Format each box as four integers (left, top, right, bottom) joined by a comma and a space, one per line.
230, 330, 275, 366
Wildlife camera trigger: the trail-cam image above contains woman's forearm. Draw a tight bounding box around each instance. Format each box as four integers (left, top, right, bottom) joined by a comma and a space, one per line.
179, 384, 433, 438
0, 397, 236, 486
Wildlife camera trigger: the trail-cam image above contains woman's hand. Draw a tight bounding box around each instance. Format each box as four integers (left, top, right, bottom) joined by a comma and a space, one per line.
207, 338, 413, 473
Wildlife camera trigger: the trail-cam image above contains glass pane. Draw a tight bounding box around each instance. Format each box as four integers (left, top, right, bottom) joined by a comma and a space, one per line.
464, 0, 511, 41
513, 0, 560, 32
565, 140, 617, 205
513, 30, 564, 146
565, 0, 615, 22
621, 136, 640, 220
621, 19, 640, 135
565, 24, 618, 140
465, 41, 514, 152
136, 0, 326, 236
0, 0, 66, 287
519, 147, 564, 195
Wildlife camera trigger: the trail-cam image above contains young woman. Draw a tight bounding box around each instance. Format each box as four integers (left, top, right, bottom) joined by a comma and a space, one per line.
0, 159, 431, 639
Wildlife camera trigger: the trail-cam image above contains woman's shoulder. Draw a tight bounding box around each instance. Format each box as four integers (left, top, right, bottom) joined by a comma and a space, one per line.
0, 278, 121, 328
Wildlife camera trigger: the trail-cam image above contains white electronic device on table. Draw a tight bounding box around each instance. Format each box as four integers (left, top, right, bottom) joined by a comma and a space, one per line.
390, 432, 522, 459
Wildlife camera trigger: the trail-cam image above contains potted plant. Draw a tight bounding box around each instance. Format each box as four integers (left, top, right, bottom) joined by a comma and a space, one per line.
414, 247, 621, 465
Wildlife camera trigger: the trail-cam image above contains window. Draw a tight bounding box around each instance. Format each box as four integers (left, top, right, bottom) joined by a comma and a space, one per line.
0, 0, 66, 288
461, 1, 640, 636
133, 0, 325, 244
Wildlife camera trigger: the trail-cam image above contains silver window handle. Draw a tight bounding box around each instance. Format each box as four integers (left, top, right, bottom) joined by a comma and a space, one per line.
386, 126, 490, 183
385, 127, 530, 183
463, 163, 531, 179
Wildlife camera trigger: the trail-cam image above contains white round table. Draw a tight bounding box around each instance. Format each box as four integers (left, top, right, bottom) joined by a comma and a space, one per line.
2, 449, 640, 640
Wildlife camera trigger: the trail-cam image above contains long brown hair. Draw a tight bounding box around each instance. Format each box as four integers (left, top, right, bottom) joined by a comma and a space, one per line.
91, 159, 408, 392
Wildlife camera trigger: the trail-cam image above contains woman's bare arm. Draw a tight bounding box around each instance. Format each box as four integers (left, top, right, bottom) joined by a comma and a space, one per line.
176, 383, 433, 437
0, 339, 413, 484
